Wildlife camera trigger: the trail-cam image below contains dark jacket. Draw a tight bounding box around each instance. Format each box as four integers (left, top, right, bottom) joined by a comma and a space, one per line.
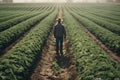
54, 23, 66, 38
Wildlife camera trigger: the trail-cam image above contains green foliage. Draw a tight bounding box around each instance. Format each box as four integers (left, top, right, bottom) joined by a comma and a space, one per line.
0, 13, 23, 23
0, 11, 50, 51
0, 10, 57, 79
74, 10, 120, 35
69, 11, 120, 54
0, 12, 40, 32
64, 10, 120, 80
0, 3, 120, 80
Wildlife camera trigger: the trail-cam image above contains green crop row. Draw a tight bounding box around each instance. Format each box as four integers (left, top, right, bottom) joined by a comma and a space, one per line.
0, 10, 57, 80
68, 10, 120, 54
0, 12, 41, 32
71, 6, 120, 25
70, 8, 120, 35
0, 7, 37, 22
64, 10, 120, 80
70, 4, 120, 21
0, 3, 55, 12
80, 8, 120, 25
0, 11, 51, 51
91, 4, 120, 12
84, 9, 120, 25
0, 12, 33, 22
0, 4, 53, 32
0, 4, 53, 23
0, 12, 25, 23
0, 5, 33, 11
89, 12, 120, 25
0, 5, 53, 23
83, 4, 120, 17
90, 9, 120, 21
0, 11, 13, 18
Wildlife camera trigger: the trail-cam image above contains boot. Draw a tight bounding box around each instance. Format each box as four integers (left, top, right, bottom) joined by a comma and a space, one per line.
60, 48, 63, 55
56, 49, 59, 56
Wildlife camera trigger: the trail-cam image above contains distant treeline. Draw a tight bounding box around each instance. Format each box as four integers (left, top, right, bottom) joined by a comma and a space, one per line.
0, 0, 13, 3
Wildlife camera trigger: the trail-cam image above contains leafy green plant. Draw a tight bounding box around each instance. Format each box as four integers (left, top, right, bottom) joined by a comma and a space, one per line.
0, 11, 51, 51
69, 10, 120, 54
0, 10, 57, 79
64, 10, 120, 80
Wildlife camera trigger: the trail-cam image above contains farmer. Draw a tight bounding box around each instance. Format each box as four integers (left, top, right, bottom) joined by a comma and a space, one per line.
54, 18, 66, 56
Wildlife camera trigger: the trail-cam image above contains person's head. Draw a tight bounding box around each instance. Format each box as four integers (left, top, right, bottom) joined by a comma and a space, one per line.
58, 18, 61, 23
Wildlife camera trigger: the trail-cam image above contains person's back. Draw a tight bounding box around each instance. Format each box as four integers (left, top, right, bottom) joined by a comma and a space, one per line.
54, 23, 65, 38
54, 18, 66, 55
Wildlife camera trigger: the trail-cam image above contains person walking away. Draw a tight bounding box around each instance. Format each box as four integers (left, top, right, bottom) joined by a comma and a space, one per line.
54, 18, 66, 56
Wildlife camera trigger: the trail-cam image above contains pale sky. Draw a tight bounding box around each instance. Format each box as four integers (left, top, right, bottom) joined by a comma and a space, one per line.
13, 0, 105, 3
14, 0, 66, 3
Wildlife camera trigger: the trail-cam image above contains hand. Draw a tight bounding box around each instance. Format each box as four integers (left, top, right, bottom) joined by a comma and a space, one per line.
54, 35, 56, 38
64, 36, 66, 40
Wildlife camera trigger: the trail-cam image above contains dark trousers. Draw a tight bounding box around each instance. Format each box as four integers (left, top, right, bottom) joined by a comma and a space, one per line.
56, 37, 63, 54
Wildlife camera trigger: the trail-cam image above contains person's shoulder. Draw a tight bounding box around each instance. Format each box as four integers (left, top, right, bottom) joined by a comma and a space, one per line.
61, 24, 64, 27
54, 24, 58, 27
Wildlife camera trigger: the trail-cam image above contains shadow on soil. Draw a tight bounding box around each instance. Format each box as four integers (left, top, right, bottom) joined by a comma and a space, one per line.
56, 55, 71, 68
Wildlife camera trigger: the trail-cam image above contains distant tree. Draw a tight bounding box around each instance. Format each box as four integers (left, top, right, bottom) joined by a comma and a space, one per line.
106, 0, 120, 2
2, 0, 13, 3
115, 0, 120, 2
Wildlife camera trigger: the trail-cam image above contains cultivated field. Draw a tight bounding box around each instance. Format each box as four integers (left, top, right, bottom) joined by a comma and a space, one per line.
0, 3, 120, 80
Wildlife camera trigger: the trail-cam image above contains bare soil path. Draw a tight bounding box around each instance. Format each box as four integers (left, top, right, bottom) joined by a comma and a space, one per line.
31, 22, 78, 80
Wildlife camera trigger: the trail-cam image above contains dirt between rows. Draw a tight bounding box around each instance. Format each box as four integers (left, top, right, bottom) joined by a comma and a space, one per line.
31, 25, 78, 80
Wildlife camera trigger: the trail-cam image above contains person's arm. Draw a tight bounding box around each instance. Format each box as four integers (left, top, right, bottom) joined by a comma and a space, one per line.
54, 26, 56, 38
63, 26, 66, 38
